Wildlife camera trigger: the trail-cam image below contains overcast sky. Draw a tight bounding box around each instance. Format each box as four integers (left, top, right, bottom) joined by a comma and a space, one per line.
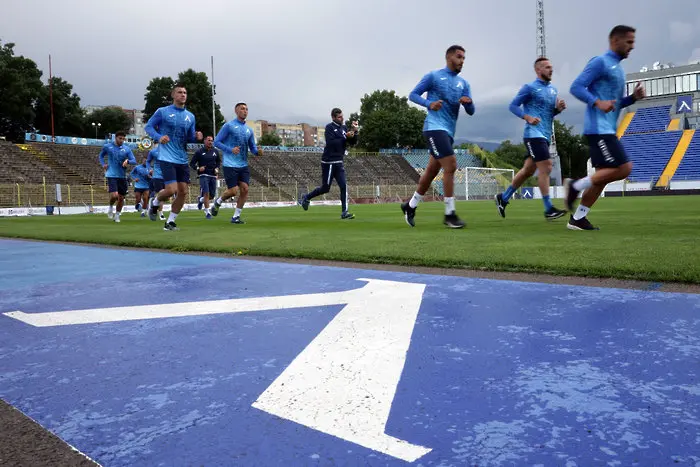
2, 0, 700, 142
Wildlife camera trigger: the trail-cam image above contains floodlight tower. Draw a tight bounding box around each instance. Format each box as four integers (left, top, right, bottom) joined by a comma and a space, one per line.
536, 0, 563, 185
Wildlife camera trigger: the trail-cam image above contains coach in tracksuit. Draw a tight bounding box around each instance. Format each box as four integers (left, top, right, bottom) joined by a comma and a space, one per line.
298, 108, 358, 219
189, 135, 221, 218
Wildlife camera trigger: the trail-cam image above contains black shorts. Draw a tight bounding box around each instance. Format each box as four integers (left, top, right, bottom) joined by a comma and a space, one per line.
134, 187, 149, 194
423, 130, 454, 159
160, 161, 190, 185
107, 177, 128, 196
224, 166, 250, 189
524, 138, 550, 162
586, 134, 630, 168
151, 179, 165, 195
199, 175, 217, 196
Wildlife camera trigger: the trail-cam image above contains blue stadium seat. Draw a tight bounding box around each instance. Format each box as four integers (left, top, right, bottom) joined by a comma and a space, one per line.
673, 132, 700, 180
621, 131, 683, 182
625, 106, 672, 134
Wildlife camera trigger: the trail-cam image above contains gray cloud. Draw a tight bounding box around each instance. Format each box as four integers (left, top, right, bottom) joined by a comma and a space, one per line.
1, 0, 699, 142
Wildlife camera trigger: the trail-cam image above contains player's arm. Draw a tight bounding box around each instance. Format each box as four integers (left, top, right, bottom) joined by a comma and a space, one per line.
186, 114, 203, 143
325, 123, 345, 153
146, 150, 153, 170
461, 82, 475, 115
130, 167, 139, 183
508, 84, 530, 118
98, 145, 108, 168
248, 131, 260, 155
346, 127, 359, 145
214, 125, 235, 154
409, 72, 434, 108
570, 57, 605, 106
144, 109, 164, 142
125, 148, 137, 166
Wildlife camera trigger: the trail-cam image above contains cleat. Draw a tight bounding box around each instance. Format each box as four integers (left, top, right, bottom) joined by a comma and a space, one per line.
400, 202, 416, 227
205, 213, 212, 219
140, 211, 146, 218
107, 211, 114, 219
163, 221, 179, 231
298, 196, 310, 211
444, 211, 466, 229
113, 217, 120, 223
211, 202, 220, 217
230, 216, 245, 224
197, 198, 203, 210
148, 204, 158, 221
159, 213, 165, 221
564, 178, 580, 212
495, 193, 507, 218
341, 211, 355, 219
567, 215, 599, 231
544, 206, 567, 221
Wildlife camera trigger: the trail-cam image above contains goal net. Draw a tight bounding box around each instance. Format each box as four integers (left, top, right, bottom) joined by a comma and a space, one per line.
453, 167, 514, 201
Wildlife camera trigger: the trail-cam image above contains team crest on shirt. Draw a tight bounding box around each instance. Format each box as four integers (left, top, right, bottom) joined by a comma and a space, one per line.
185, 115, 191, 122
456, 82, 464, 89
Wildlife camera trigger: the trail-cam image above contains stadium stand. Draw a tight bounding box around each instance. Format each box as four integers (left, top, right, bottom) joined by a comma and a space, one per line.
672, 130, 700, 180
620, 131, 683, 182
624, 105, 672, 134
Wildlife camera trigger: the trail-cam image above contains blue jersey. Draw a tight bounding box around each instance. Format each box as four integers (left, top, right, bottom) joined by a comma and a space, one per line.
98, 142, 137, 178
130, 164, 151, 189
570, 50, 635, 135
146, 147, 162, 180
409, 67, 475, 138
509, 79, 559, 142
214, 119, 258, 168
144, 104, 197, 164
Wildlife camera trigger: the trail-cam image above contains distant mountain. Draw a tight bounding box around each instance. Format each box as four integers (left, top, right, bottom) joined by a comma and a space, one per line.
453, 139, 501, 152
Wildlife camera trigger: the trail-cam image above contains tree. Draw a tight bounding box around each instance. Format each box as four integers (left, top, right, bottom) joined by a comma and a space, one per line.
553, 120, 588, 179
258, 131, 282, 146
142, 69, 225, 138
34, 77, 85, 137
0, 41, 44, 141
142, 76, 174, 123
493, 140, 528, 168
353, 90, 427, 151
85, 106, 132, 137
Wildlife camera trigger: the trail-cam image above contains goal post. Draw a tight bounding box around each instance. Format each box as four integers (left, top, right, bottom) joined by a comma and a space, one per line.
454, 167, 515, 201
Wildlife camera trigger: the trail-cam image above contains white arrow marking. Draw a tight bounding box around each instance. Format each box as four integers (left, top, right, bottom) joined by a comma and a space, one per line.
2, 278, 432, 462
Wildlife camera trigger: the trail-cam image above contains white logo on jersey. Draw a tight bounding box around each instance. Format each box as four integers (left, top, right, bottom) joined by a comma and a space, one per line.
168, 114, 175, 118
456, 82, 464, 88
185, 115, 191, 122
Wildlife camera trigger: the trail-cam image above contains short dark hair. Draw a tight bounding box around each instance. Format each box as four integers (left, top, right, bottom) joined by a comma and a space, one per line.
609, 25, 635, 39
331, 108, 342, 118
235, 102, 247, 109
172, 83, 186, 92
534, 56, 549, 66
445, 45, 465, 58
115, 131, 126, 137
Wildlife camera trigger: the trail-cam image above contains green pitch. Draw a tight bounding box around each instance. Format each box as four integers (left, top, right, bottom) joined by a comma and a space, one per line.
1, 196, 698, 283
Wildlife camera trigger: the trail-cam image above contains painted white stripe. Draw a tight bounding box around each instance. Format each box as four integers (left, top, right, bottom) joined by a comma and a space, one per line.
3, 278, 432, 462
327, 163, 334, 186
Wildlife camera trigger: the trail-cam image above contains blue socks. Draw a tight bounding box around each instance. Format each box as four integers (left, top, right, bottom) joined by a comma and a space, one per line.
543, 195, 553, 211
502, 185, 516, 202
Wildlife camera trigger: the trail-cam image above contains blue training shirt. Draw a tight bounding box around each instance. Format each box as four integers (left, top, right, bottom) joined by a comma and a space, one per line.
570, 50, 635, 135
146, 147, 162, 180
409, 67, 475, 138
130, 164, 151, 189
98, 142, 137, 178
509, 79, 559, 142
214, 118, 258, 168
144, 104, 198, 164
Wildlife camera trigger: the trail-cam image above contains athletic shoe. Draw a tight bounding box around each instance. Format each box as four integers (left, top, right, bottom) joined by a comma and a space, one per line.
211, 202, 220, 217
495, 193, 507, 218
544, 206, 567, 221
567, 215, 599, 231
564, 179, 580, 212
298, 196, 310, 211
230, 216, 245, 224
341, 211, 355, 219
444, 211, 466, 229
401, 202, 416, 227
163, 221, 179, 231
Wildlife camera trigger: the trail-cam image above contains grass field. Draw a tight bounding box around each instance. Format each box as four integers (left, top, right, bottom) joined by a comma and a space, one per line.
1, 196, 699, 283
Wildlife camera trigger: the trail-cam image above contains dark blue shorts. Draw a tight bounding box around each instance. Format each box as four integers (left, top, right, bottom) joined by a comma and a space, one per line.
224, 166, 250, 189
586, 134, 629, 168
524, 138, 551, 162
199, 175, 217, 196
107, 177, 128, 196
423, 130, 454, 159
151, 179, 165, 196
134, 187, 149, 194
160, 161, 190, 185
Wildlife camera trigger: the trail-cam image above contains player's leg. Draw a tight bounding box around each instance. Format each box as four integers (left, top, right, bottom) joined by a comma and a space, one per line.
231, 180, 249, 224
436, 154, 465, 228
106, 178, 118, 219
566, 135, 631, 230
197, 176, 206, 210
203, 177, 215, 218
534, 158, 567, 220
164, 164, 190, 230
134, 191, 142, 213
299, 163, 332, 211
150, 162, 178, 221
114, 180, 127, 223
401, 131, 443, 227
335, 164, 354, 219
212, 168, 239, 217
496, 143, 536, 218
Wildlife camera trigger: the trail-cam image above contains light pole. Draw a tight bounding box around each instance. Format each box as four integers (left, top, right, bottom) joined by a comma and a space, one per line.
91, 122, 101, 139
